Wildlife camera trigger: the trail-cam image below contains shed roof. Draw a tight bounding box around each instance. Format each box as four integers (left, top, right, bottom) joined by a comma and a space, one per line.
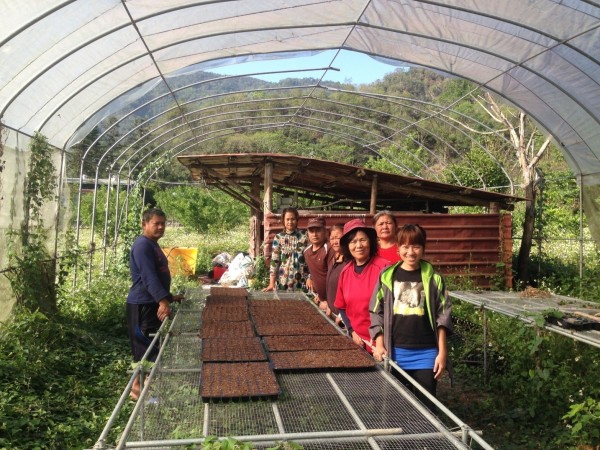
178, 153, 522, 212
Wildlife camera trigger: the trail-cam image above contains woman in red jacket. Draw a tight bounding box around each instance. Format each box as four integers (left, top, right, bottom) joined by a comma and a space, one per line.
334, 218, 390, 352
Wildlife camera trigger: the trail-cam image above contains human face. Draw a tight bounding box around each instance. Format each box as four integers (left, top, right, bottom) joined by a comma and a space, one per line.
283, 212, 298, 233
307, 227, 327, 247
329, 228, 343, 253
375, 215, 396, 243
142, 215, 166, 241
348, 230, 371, 265
399, 243, 424, 271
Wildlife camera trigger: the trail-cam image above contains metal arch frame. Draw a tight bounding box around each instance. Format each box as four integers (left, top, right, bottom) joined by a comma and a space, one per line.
5, 1, 598, 156
94, 121, 378, 275
79, 81, 509, 178
325, 88, 516, 193
75, 86, 519, 262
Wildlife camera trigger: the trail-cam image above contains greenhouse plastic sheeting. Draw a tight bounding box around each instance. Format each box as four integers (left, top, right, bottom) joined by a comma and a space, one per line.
0, 0, 599, 178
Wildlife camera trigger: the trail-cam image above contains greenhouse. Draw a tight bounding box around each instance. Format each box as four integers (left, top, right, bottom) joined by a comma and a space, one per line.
1, 1, 600, 449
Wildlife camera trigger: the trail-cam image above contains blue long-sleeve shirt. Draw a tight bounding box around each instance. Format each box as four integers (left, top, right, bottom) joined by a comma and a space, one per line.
126, 236, 171, 305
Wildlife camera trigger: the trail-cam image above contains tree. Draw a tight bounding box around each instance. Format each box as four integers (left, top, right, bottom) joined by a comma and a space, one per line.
475, 93, 551, 285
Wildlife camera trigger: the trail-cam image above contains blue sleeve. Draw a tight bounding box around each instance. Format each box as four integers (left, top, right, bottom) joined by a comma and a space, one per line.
131, 240, 171, 302
338, 309, 353, 335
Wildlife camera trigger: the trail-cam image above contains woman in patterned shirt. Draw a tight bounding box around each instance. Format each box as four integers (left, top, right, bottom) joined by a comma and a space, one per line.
262, 207, 309, 292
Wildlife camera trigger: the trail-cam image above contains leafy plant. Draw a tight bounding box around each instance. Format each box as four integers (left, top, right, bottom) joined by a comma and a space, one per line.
4, 132, 58, 315
561, 397, 600, 447
154, 186, 249, 233
248, 256, 269, 290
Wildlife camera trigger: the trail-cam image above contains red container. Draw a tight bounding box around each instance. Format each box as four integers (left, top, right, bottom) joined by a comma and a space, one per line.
213, 266, 227, 281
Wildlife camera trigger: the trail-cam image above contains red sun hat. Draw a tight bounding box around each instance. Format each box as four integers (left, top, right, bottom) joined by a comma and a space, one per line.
340, 218, 377, 247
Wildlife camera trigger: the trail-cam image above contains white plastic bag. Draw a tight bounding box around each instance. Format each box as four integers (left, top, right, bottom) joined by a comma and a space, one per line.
212, 252, 232, 267
219, 253, 253, 286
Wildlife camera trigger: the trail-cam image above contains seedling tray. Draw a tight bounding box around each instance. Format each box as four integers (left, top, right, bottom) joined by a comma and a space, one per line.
200, 362, 280, 401
210, 286, 248, 298
205, 295, 248, 308
200, 321, 255, 338
264, 335, 357, 352
202, 306, 250, 322
270, 349, 376, 371
255, 322, 339, 336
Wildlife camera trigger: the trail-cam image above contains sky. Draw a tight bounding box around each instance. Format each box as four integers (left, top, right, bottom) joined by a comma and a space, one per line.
210, 49, 408, 85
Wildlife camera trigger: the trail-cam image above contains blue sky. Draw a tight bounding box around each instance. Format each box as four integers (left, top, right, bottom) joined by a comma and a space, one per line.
211, 50, 407, 85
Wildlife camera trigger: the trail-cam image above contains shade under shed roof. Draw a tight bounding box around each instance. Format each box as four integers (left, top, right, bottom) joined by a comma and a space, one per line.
178, 153, 522, 212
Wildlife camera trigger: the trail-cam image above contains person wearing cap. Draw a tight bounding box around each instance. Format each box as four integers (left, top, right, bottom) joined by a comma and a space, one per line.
263, 207, 309, 292
304, 217, 334, 310
334, 218, 390, 351
373, 210, 401, 264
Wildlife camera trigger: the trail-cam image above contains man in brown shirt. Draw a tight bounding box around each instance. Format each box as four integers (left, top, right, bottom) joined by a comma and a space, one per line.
304, 217, 334, 311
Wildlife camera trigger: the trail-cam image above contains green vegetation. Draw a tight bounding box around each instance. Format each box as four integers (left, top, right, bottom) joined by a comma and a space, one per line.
441, 301, 600, 449
2, 68, 600, 450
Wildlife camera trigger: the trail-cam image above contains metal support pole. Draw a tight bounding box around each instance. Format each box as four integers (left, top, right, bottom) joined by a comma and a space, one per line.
483, 307, 488, 384
579, 173, 584, 296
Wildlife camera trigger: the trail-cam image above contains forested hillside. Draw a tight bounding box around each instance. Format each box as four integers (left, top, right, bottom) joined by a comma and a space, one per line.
67, 67, 565, 194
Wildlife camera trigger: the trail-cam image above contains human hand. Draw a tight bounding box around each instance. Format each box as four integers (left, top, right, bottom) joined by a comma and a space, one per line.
262, 283, 275, 292
372, 345, 387, 362
319, 300, 328, 311
157, 300, 171, 322
433, 353, 447, 380
351, 331, 364, 348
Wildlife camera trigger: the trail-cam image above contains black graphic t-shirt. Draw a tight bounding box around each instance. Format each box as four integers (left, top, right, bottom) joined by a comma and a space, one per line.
391, 267, 436, 348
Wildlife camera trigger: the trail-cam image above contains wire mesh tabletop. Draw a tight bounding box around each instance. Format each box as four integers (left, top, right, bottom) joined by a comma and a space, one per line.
116, 287, 487, 450
451, 290, 600, 348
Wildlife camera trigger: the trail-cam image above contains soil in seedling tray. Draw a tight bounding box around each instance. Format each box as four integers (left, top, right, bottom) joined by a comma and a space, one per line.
250, 300, 317, 313
210, 287, 248, 298
205, 295, 248, 308
200, 320, 255, 338
200, 362, 280, 401
252, 312, 327, 326
270, 349, 376, 371
202, 306, 250, 322
255, 322, 339, 336
202, 337, 267, 362
264, 334, 357, 352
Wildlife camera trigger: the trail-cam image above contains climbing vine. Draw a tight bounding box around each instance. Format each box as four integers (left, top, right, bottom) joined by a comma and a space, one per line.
4, 132, 58, 315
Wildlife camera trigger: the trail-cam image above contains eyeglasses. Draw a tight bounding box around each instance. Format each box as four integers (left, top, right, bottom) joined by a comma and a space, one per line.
348, 238, 369, 246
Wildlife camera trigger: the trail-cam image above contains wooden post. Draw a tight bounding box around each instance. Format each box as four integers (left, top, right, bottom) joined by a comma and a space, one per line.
263, 162, 274, 257
250, 179, 261, 258
370, 174, 378, 215
264, 162, 273, 214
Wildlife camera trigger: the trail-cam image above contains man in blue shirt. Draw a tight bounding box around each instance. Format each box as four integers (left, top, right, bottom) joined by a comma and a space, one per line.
126, 208, 183, 400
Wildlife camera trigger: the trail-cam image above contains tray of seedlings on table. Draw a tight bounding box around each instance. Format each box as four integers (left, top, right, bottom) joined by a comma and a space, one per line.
210, 286, 248, 298
264, 334, 358, 352
202, 337, 267, 362
204, 295, 248, 308
200, 320, 255, 339
202, 305, 250, 323
270, 348, 376, 371
200, 361, 280, 401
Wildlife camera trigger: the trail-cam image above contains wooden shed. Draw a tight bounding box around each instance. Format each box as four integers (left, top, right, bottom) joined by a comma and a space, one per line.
178, 153, 522, 289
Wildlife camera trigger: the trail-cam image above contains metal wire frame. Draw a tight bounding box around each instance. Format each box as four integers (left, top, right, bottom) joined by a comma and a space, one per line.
6, 0, 599, 148
77, 109, 506, 283
93, 289, 493, 450
73, 85, 515, 266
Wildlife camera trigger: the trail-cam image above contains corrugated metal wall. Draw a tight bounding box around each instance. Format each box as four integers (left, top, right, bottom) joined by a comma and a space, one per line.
263, 212, 512, 289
